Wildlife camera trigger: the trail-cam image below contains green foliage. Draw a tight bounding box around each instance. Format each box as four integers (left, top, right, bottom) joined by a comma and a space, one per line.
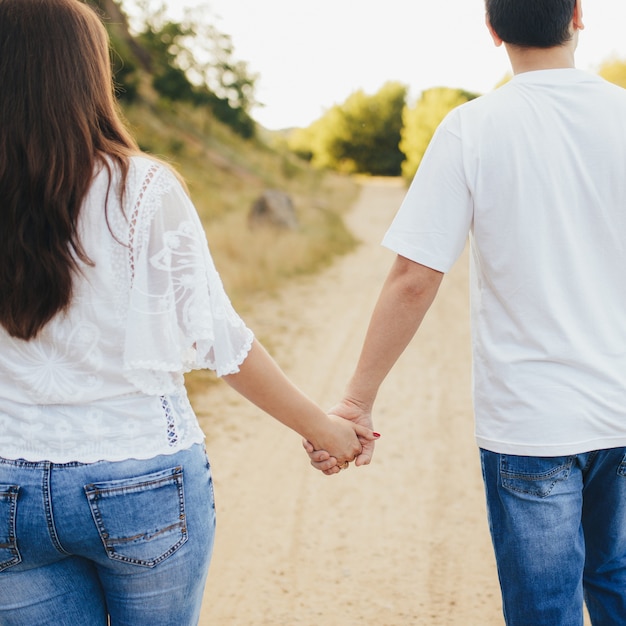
287, 124, 316, 162
98, 0, 258, 137
598, 57, 626, 89
137, 17, 197, 101
108, 30, 141, 101
400, 87, 478, 180
205, 93, 256, 139
289, 82, 407, 176
86, 0, 144, 101
137, 2, 258, 138
200, 28, 258, 114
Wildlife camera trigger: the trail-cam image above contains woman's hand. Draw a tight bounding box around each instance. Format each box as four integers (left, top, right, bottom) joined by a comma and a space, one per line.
304, 398, 379, 475
307, 412, 377, 474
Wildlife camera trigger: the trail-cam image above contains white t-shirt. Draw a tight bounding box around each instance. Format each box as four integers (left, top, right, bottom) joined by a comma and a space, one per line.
383, 69, 626, 455
0, 156, 254, 463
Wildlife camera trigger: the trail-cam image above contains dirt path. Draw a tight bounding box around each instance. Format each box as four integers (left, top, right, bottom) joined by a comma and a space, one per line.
194, 178, 504, 625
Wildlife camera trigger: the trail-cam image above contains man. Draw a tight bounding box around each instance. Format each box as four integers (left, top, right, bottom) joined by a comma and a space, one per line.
307, 1, 626, 624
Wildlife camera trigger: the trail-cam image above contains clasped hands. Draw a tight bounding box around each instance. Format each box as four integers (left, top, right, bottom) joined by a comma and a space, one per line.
303, 398, 379, 476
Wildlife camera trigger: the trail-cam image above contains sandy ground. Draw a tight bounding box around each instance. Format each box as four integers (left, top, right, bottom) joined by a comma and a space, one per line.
193, 178, 505, 625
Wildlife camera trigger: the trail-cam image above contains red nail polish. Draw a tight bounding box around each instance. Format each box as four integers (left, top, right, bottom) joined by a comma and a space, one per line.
373, 432, 381, 438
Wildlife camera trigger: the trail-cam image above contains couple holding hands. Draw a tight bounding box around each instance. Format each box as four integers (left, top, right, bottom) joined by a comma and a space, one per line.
3, 1, 626, 625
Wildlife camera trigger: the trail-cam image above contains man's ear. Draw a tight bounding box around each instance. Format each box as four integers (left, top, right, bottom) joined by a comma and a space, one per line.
485, 15, 504, 46
573, 0, 585, 30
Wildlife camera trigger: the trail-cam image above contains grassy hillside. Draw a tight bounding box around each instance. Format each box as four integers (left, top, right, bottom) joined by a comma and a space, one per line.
119, 91, 360, 395
121, 96, 360, 304
99, 0, 361, 395
93, 0, 359, 307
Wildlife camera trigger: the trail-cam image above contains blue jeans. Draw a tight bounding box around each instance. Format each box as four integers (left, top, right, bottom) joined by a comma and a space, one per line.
480, 447, 626, 626
0, 443, 216, 625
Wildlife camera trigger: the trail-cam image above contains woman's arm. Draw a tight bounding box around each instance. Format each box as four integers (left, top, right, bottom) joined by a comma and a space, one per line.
222, 338, 376, 463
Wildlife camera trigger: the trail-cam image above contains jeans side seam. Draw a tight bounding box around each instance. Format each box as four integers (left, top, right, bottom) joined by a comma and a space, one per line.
43, 463, 71, 556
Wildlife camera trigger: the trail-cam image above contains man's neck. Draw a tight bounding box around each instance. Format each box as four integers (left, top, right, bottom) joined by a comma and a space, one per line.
505, 41, 577, 75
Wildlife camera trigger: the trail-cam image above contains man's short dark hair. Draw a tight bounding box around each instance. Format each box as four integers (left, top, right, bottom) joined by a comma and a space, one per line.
485, 0, 576, 48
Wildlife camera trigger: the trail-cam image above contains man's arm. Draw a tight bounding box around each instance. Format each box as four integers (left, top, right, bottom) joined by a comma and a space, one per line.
345, 254, 443, 409
306, 254, 443, 472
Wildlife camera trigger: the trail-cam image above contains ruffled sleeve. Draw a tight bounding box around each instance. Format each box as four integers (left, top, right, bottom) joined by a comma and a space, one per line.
122, 161, 253, 394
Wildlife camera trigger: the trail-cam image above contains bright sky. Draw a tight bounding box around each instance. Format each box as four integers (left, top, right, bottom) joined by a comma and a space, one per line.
151, 0, 626, 130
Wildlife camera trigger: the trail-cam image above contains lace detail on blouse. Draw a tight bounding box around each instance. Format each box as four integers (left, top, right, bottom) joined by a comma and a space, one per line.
122, 159, 254, 394
128, 163, 164, 284
160, 395, 179, 446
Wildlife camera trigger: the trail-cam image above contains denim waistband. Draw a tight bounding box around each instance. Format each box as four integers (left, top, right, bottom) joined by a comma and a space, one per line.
0, 456, 88, 470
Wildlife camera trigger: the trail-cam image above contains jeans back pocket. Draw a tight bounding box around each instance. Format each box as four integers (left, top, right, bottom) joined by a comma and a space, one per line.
500, 455, 573, 498
84, 466, 187, 568
0, 485, 21, 572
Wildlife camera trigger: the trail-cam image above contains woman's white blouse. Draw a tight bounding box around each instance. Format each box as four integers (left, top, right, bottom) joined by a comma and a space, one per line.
0, 156, 254, 463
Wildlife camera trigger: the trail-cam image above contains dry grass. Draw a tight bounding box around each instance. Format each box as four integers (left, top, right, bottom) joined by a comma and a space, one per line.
207, 190, 357, 303
123, 99, 360, 307
120, 99, 361, 397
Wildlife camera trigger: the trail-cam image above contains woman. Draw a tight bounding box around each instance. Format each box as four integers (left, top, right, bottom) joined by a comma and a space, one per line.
0, 1, 375, 624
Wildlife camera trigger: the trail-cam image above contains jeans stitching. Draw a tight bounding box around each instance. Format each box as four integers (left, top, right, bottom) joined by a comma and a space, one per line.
581, 450, 599, 475
0, 485, 21, 572
42, 464, 71, 556
500, 456, 573, 497
617, 452, 626, 477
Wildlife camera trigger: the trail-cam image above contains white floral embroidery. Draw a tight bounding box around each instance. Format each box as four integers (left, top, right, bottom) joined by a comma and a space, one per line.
3, 321, 103, 404
150, 221, 210, 327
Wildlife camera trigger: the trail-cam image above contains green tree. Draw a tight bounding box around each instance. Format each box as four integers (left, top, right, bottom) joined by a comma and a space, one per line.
137, 15, 198, 102
87, 0, 150, 101
182, 23, 258, 138
400, 87, 478, 180
194, 27, 257, 115
115, 0, 258, 137
287, 124, 317, 162
291, 82, 407, 175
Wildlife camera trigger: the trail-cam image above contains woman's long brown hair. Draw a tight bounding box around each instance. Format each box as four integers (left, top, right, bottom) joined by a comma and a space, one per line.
0, 0, 140, 339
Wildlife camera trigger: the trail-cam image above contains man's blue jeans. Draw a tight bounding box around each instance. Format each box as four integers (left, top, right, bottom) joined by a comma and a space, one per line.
0, 443, 216, 625
480, 447, 626, 626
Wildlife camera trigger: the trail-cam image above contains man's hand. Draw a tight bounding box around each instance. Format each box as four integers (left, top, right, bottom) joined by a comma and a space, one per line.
303, 398, 377, 475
